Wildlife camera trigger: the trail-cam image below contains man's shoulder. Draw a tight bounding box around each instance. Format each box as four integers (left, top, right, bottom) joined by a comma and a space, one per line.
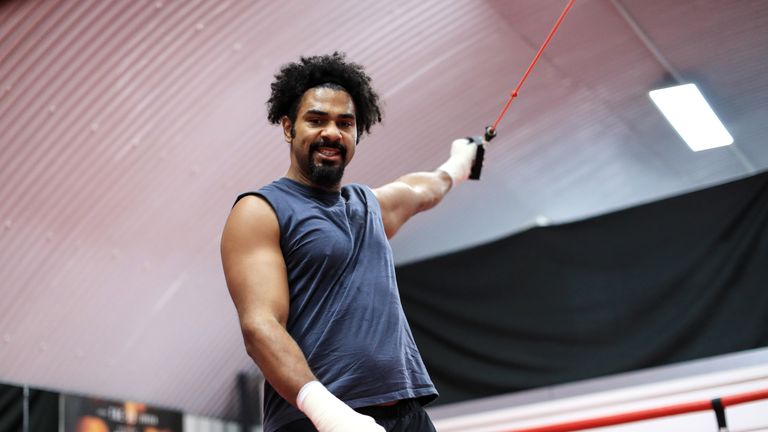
233, 179, 292, 206
224, 193, 279, 244
230, 193, 274, 218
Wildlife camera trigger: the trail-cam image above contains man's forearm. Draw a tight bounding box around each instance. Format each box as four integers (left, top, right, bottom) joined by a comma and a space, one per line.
394, 136, 478, 213
242, 318, 316, 406
243, 318, 385, 431
372, 138, 479, 239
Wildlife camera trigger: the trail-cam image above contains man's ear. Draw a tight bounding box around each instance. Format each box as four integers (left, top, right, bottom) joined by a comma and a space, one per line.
281, 116, 293, 143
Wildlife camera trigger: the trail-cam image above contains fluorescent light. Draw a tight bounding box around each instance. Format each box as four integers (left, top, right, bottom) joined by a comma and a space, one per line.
649, 83, 733, 151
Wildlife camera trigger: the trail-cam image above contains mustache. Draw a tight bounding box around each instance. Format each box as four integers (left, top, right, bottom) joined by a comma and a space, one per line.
309, 140, 346, 158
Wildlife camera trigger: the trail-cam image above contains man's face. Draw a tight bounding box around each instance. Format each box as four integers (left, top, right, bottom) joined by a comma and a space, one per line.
284, 87, 357, 189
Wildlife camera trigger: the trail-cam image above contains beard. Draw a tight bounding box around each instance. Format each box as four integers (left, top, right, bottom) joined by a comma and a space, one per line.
307, 140, 346, 188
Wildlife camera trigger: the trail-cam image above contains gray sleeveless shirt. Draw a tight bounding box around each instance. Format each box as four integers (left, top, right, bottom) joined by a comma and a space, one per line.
236, 178, 437, 432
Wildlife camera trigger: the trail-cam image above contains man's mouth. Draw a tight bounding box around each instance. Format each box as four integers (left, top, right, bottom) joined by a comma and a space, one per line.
311, 142, 345, 163
317, 147, 341, 157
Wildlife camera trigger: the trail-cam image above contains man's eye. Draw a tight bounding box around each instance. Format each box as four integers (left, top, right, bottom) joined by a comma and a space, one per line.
308, 119, 323, 125
340, 122, 354, 128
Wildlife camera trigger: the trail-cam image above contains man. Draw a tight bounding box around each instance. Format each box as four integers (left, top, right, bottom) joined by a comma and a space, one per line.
221, 52, 481, 432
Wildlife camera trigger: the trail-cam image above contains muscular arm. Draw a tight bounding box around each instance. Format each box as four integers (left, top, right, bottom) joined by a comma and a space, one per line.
222, 196, 386, 431
374, 138, 479, 238
373, 171, 453, 238
220, 195, 315, 406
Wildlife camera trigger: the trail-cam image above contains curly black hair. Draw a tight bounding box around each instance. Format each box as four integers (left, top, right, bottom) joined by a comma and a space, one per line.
266, 52, 383, 140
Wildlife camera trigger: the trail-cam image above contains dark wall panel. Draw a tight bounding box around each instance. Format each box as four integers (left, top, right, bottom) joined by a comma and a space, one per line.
0, 383, 23, 432
29, 389, 58, 432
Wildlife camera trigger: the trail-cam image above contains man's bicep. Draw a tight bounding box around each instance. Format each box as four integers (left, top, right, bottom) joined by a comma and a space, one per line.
221, 195, 290, 327
373, 182, 421, 239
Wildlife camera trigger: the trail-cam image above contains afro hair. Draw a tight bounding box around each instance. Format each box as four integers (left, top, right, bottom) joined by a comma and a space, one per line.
266, 52, 383, 139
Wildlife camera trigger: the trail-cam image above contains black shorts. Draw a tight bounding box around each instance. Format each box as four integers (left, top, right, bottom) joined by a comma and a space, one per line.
276, 398, 437, 432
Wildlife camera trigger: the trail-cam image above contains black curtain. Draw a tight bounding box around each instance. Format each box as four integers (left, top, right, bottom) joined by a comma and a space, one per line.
397, 171, 768, 405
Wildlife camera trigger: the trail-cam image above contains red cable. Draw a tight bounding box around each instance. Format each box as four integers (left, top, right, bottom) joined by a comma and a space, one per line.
491, 0, 576, 131
504, 388, 768, 432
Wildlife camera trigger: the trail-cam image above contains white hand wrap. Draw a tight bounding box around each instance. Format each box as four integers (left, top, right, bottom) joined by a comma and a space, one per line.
438, 138, 479, 187
297, 381, 384, 432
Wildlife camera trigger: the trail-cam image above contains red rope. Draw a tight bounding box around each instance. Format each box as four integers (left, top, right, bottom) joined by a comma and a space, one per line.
491, 0, 576, 131
504, 388, 768, 432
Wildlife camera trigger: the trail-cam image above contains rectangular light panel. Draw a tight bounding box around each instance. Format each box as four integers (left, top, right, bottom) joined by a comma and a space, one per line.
649, 83, 733, 151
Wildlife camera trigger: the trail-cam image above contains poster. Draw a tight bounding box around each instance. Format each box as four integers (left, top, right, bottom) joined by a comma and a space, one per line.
63, 395, 182, 432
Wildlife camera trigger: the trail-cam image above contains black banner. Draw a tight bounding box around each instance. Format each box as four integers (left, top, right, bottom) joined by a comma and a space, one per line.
398, 171, 768, 405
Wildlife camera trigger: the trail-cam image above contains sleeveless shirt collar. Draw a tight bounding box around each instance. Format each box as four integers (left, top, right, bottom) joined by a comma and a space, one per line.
278, 177, 343, 203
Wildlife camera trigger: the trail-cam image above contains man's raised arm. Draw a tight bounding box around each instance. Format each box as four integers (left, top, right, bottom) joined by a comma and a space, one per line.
373, 138, 480, 238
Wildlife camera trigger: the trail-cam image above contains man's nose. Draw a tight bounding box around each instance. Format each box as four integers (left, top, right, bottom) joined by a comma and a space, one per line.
321, 122, 342, 141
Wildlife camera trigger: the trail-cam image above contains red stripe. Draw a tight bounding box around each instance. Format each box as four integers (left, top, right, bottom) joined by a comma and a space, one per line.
503, 388, 768, 432
723, 388, 768, 407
